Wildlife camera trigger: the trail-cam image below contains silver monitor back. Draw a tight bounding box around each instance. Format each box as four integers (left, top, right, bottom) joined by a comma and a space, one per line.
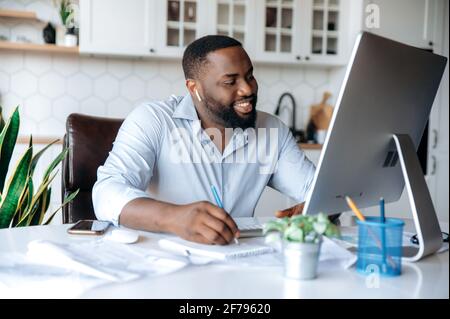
303, 32, 447, 216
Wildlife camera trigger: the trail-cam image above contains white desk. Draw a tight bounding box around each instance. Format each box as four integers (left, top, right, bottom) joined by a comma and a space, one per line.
0, 221, 448, 299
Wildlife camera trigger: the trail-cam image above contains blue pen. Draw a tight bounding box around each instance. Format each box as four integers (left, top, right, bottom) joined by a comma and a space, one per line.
211, 185, 224, 209
380, 197, 385, 223
380, 197, 387, 271
211, 185, 239, 245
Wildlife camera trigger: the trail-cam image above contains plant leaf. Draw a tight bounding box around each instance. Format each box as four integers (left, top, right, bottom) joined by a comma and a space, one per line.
313, 221, 327, 235
0, 105, 6, 133
0, 106, 20, 192
30, 139, 60, 176
42, 148, 68, 182
10, 176, 31, 227
44, 189, 79, 225
34, 188, 51, 226
0, 146, 32, 228
263, 219, 288, 234
16, 170, 58, 227
284, 225, 304, 242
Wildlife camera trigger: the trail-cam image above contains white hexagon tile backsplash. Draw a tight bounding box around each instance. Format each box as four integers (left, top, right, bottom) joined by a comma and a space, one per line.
0, 0, 340, 139
0, 51, 339, 138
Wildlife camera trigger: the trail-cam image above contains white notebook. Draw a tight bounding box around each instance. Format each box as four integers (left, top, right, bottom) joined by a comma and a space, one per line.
158, 237, 274, 260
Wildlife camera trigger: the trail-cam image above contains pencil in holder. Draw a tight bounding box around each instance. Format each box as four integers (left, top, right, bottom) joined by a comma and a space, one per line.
356, 217, 404, 276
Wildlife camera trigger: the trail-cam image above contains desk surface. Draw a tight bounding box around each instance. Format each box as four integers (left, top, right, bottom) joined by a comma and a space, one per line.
0, 221, 448, 299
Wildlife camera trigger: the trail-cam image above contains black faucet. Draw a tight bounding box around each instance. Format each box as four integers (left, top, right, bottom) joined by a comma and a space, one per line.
274, 92, 304, 142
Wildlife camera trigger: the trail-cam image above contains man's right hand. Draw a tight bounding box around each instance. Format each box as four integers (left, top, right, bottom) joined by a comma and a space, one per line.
172, 201, 240, 245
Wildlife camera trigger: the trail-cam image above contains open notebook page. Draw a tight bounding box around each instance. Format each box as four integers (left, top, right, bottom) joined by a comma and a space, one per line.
158, 236, 274, 260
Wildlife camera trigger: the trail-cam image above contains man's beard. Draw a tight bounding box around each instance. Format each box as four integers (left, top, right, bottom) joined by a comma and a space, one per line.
202, 94, 258, 130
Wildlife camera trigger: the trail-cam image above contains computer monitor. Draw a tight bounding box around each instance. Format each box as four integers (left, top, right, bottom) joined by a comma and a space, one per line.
303, 32, 447, 262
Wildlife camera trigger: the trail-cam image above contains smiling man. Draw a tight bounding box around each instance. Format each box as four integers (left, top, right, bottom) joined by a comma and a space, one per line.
93, 35, 316, 245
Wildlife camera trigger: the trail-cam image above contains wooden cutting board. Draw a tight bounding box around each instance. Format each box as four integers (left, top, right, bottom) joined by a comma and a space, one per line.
309, 91, 334, 130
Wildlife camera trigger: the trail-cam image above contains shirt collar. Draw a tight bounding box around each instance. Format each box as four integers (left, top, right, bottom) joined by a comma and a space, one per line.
172, 93, 199, 121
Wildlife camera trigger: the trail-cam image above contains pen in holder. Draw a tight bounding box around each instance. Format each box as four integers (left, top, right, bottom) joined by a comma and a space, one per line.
356, 217, 404, 276
345, 196, 403, 276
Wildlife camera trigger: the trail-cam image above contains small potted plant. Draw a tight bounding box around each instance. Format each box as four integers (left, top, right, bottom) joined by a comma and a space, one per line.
263, 213, 340, 280
53, 0, 78, 46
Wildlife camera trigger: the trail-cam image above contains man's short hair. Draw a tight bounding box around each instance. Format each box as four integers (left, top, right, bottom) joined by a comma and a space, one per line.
182, 35, 242, 80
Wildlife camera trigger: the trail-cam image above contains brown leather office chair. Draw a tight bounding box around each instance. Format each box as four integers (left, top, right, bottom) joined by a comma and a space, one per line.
62, 113, 123, 224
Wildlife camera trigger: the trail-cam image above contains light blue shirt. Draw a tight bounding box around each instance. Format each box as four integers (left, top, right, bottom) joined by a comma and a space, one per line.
93, 94, 316, 226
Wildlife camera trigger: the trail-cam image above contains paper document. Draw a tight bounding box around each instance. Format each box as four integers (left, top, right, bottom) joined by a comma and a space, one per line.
0, 239, 188, 298
159, 236, 274, 260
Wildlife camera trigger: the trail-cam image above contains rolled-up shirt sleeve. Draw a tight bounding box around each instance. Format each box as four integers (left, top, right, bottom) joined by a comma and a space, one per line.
92, 104, 163, 226
268, 121, 316, 203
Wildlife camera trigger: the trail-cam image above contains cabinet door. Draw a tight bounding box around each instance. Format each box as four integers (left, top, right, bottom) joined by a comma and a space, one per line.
301, 0, 349, 65
155, 0, 209, 57
210, 0, 256, 55
362, 0, 435, 49
80, 0, 155, 56
254, 0, 305, 63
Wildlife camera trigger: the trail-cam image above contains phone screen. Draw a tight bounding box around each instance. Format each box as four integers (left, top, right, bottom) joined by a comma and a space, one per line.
68, 220, 110, 235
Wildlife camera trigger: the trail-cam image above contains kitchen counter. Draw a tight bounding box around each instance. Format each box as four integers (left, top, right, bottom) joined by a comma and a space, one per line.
299, 143, 323, 150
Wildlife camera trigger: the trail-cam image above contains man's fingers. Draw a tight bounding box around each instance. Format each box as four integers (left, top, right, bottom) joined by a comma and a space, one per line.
197, 223, 228, 245
206, 203, 239, 236
202, 213, 235, 243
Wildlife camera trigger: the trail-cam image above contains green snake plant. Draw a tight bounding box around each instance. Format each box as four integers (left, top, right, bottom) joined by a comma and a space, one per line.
0, 106, 79, 228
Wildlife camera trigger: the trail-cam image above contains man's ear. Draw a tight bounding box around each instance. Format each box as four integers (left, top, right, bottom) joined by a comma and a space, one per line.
186, 79, 202, 102
186, 79, 197, 97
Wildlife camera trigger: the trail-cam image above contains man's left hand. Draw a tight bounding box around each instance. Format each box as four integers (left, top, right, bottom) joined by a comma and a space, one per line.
275, 202, 305, 218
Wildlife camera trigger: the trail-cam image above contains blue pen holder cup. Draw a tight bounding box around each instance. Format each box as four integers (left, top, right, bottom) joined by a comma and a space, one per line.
356, 217, 404, 276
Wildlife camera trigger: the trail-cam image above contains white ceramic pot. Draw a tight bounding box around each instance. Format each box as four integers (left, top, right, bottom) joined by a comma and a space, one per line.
283, 240, 322, 280
64, 33, 77, 47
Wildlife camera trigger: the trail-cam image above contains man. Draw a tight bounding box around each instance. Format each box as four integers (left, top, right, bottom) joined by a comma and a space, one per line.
93, 35, 316, 245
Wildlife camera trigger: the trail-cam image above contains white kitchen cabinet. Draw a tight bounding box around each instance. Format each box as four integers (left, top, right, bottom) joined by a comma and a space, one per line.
154, 0, 209, 57
253, 0, 355, 65
207, 0, 257, 55
362, 0, 437, 50
79, 0, 157, 56
79, 0, 361, 65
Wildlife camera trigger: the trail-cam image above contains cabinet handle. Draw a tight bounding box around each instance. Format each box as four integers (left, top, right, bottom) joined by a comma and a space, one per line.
149, 48, 155, 53
432, 129, 438, 149
305, 56, 310, 61
296, 55, 301, 61
430, 155, 437, 175
429, 41, 434, 46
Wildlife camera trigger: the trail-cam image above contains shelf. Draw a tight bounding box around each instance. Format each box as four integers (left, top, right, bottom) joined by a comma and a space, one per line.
18, 136, 62, 145
0, 41, 79, 54
0, 9, 38, 20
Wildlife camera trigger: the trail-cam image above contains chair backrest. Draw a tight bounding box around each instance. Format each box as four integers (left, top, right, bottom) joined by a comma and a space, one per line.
62, 113, 123, 223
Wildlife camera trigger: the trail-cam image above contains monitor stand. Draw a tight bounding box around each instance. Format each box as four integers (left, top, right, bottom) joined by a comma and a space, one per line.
393, 134, 442, 262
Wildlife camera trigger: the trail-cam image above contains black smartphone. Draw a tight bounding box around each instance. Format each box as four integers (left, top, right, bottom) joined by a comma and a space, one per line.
67, 220, 111, 235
